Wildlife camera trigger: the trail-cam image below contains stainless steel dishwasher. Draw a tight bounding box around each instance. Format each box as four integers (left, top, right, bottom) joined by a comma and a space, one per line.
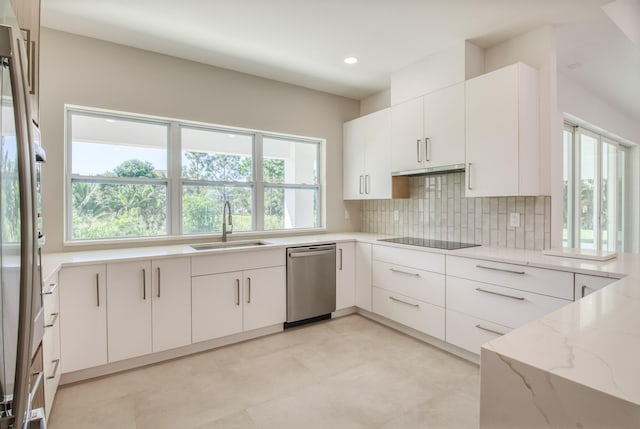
285, 244, 336, 328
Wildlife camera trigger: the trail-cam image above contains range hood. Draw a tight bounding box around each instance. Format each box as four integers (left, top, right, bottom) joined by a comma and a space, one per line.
392, 163, 466, 177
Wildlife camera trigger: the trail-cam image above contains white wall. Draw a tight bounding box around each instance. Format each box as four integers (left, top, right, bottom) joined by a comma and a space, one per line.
360, 89, 390, 116
40, 28, 360, 252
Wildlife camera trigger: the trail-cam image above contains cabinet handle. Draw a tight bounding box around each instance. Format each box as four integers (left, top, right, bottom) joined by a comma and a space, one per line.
96, 273, 100, 307
45, 312, 59, 328
338, 248, 343, 271
475, 287, 525, 301
359, 175, 364, 194
389, 296, 420, 308
467, 163, 473, 190
46, 359, 60, 380
235, 279, 240, 306
142, 268, 146, 300
389, 267, 420, 277
42, 282, 58, 295
247, 277, 252, 304
581, 285, 587, 298
365, 175, 370, 194
475, 324, 507, 336
416, 139, 422, 162
157, 267, 161, 298
476, 264, 526, 275
425, 137, 431, 162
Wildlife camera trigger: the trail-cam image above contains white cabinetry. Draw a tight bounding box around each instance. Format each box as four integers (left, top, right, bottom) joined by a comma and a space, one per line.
575, 273, 617, 299
372, 245, 446, 340
336, 242, 355, 310
42, 272, 60, 417
59, 264, 107, 373
445, 255, 573, 354
106, 257, 191, 363
354, 242, 372, 311
191, 249, 286, 343
465, 62, 539, 197
343, 108, 392, 199
391, 83, 465, 174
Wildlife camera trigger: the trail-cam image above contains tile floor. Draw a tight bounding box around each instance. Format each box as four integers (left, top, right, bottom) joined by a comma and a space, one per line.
49, 314, 480, 429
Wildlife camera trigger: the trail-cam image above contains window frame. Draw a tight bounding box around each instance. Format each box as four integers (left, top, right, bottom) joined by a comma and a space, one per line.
64, 106, 325, 243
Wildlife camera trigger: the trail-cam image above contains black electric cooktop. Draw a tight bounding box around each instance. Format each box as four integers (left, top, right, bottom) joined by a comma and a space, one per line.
378, 237, 480, 250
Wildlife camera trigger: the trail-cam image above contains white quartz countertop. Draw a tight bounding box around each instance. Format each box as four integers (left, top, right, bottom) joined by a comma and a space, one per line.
42, 233, 640, 406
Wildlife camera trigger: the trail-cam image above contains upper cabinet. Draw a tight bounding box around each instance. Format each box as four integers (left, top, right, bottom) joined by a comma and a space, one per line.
465, 62, 539, 197
391, 83, 465, 174
10, 0, 40, 123
343, 108, 397, 200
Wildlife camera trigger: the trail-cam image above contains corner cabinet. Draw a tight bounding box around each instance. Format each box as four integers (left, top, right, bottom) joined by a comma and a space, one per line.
465, 62, 539, 197
343, 108, 393, 200
391, 82, 465, 173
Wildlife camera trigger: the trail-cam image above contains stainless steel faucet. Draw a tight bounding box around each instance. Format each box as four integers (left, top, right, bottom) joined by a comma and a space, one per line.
222, 201, 233, 242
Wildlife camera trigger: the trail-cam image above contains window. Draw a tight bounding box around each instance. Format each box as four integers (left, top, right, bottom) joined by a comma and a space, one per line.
66, 107, 323, 241
563, 123, 628, 251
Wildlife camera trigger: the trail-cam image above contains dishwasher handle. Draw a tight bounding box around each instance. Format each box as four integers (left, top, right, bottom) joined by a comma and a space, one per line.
288, 249, 335, 258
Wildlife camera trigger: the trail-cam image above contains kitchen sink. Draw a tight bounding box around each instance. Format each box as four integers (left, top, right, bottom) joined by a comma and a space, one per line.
190, 240, 270, 251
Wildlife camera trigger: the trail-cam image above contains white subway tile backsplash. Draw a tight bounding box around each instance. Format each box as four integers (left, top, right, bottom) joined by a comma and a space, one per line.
361, 173, 551, 250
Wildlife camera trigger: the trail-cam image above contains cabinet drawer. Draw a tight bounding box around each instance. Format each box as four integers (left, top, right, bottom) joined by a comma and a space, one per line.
192, 249, 285, 277
575, 274, 617, 299
43, 321, 61, 416
373, 245, 445, 274
373, 261, 445, 307
372, 286, 445, 340
446, 256, 574, 300
447, 276, 570, 329
42, 272, 59, 316
446, 309, 511, 355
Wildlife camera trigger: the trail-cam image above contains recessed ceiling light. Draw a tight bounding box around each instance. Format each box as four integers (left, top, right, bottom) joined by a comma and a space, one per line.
344, 57, 358, 65
105, 119, 116, 123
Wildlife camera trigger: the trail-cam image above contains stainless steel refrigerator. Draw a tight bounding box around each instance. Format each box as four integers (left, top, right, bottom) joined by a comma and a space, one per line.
0, 4, 45, 428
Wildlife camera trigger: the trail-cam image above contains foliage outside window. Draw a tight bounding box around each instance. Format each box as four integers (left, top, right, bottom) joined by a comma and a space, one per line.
67, 108, 322, 241
563, 122, 627, 251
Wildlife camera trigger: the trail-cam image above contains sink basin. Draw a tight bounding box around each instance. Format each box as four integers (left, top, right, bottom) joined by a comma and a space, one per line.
190, 240, 270, 251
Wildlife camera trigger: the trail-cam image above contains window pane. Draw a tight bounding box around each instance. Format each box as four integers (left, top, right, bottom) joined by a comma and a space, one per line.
71, 114, 168, 177
263, 137, 318, 184
181, 128, 253, 182
579, 133, 598, 250
562, 128, 573, 247
71, 181, 167, 239
264, 187, 318, 230
182, 184, 253, 234
617, 149, 625, 251
601, 142, 617, 251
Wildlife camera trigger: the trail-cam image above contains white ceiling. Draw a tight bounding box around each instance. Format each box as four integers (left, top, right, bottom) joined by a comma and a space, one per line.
41, 0, 639, 120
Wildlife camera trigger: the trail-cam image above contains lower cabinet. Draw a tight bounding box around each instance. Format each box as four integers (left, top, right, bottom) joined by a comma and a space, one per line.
354, 243, 372, 311
59, 264, 108, 373
575, 273, 617, 299
336, 242, 355, 310
42, 272, 61, 417
192, 266, 286, 343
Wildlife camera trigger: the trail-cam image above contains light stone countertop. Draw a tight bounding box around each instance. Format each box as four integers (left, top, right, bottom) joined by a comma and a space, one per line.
42, 232, 640, 412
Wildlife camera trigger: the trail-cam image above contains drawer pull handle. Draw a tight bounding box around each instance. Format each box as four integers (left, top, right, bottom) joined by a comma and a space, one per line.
247, 277, 252, 304
45, 312, 59, 328
235, 279, 240, 306
475, 287, 525, 301
142, 268, 147, 300
389, 296, 420, 308
581, 285, 587, 298
42, 282, 58, 295
96, 273, 100, 307
46, 359, 60, 380
476, 264, 525, 275
389, 268, 420, 277
475, 324, 507, 336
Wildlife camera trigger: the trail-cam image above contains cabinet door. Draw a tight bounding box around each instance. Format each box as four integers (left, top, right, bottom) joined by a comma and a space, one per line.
575, 274, 616, 299
151, 258, 191, 352
355, 242, 372, 311
423, 83, 465, 168
336, 242, 355, 310
363, 108, 392, 199
42, 272, 60, 417
343, 118, 365, 199
59, 264, 107, 373
391, 97, 423, 173
465, 66, 519, 197
192, 272, 243, 342
106, 261, 152, 362
243, 266, 286, 331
